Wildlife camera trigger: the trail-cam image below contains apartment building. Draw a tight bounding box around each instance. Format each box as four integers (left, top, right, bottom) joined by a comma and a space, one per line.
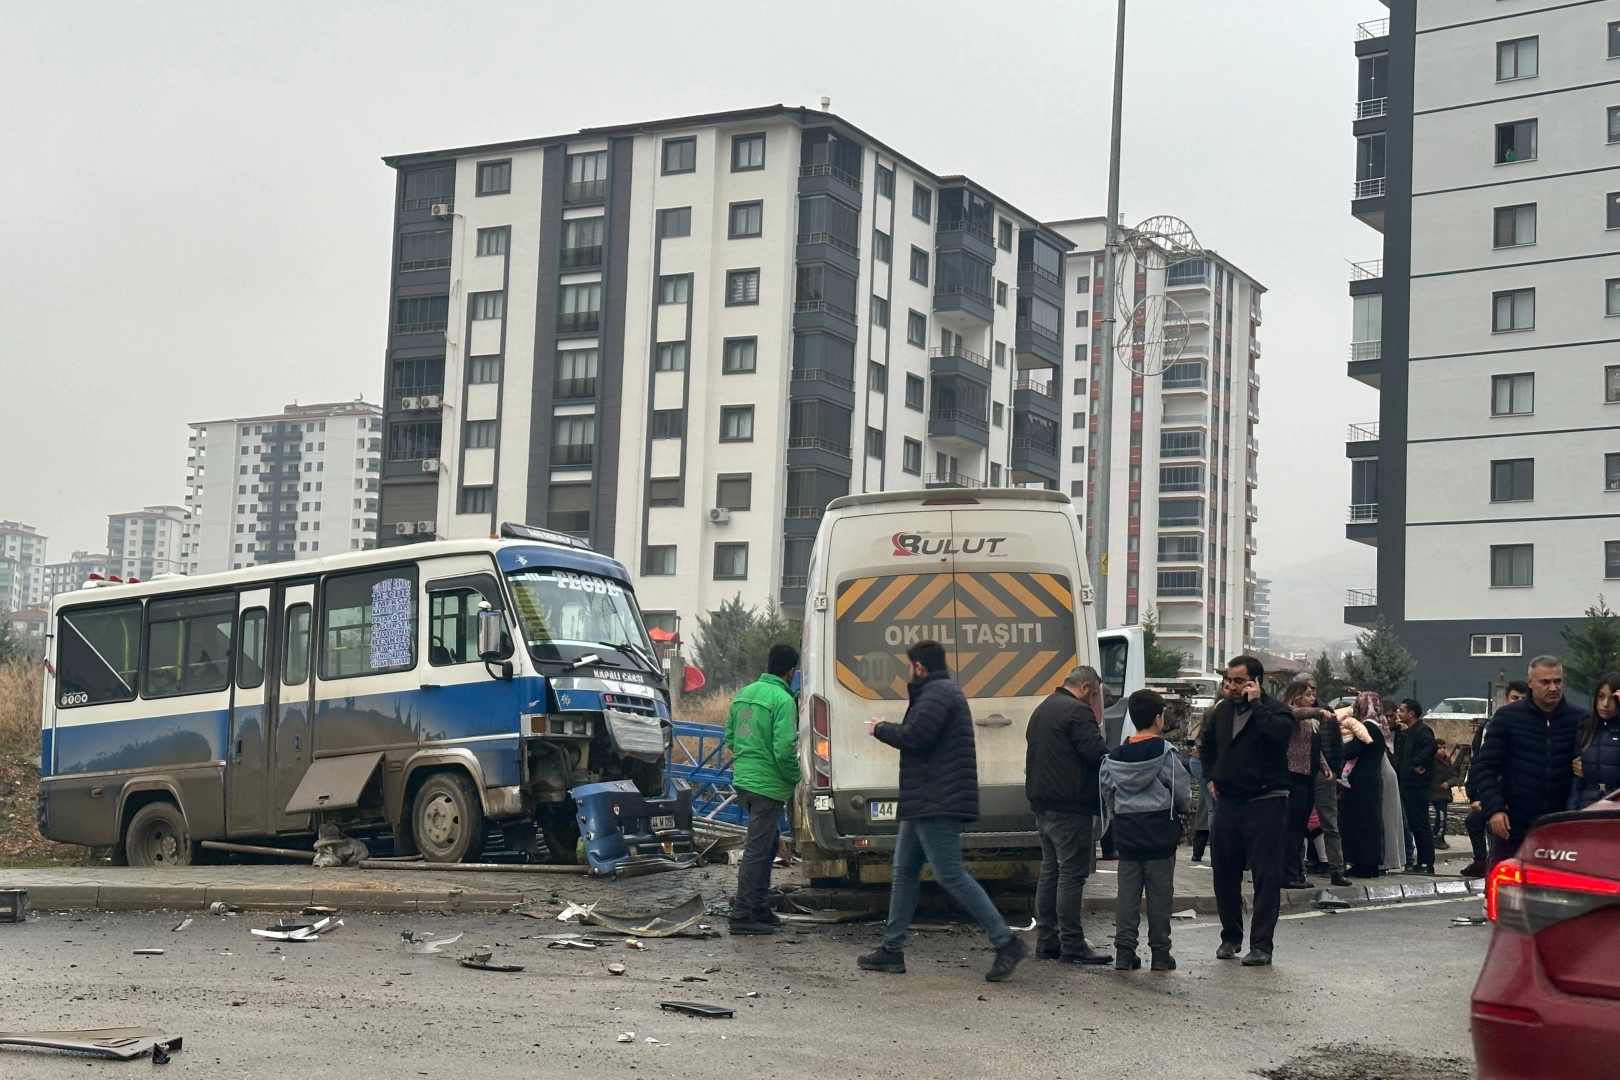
107, 506, 188, 580
1251, 576, 1273, 653
1347, 1, 1620, 697
1049, 221, 1265, 673
376, 104, 1072, 627
45, 551, 109, 600
184, 400, 383, 573
0, 521, 48, 611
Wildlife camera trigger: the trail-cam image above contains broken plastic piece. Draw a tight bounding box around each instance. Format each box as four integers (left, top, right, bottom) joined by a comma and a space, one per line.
171, 918, 192, 932
400, 930, 464, 954
151, 1040, 172, 1065
0, 1029, 182, 1061
680, 975, 708, 982
1451, 915, 1488, 927
133, 949, 164, 956
458, 947, 524, 972
1312, 890, 1352, 911
547, 938, 598, 950
252, 916, 335, 942
1010, 917, 1037, 933
556, 900, 597, 923
777, 909, 879, 925
659, 1001, 734, 1019
616, 1032, 634, 1044
1170, 909, 1197, 921
577, 894, 706, 938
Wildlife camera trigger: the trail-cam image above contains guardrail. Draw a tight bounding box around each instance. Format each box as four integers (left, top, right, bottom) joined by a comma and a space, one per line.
1346, 588, 1378, 607
1356, 17, 1388, 40
1347, 422, 1380, 442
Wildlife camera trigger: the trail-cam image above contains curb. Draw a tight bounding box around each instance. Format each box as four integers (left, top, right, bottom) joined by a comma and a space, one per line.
5, 882, 528, 913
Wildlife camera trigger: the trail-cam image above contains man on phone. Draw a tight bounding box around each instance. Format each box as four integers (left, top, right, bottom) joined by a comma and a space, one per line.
1198, 655, 1298, 967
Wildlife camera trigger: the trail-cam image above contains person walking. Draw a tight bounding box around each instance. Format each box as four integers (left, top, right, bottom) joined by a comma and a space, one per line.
1429, 739, 1455, 849
857, 640, 1028, 982
1199, 655, 1297, 967
1281, 680, 1327, 890
1471, 656, 1584, 868
1392, 698, 1438, 875
1338, 694, 1389, 878
1460, 681, 1527, 878
1569, 671, 1620, 810
1102, 689, 1191, 972
723, 644, 802, 935
1023, 665, 1112, 964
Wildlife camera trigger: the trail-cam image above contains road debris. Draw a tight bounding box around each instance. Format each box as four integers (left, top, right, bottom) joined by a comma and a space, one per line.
171, 918, 192, 932
1171, 909, 1198, 921
1450, 915, 1488, 927
606, 963, 627, 976
0, 888, 28, 922
680, 975, 708, 982
252, 915, 340, 941
458, 947, 524, 972
0, 1028, 183, 1061
616, 1032, 634, 1043
546, 938, 598, 950
400, 930, 464, 954
625, 939, 645, 950
554, 900, 597, 923
1312, 890, 1352, 911
133, 949, 164, 956
571, 893, 706, 938
209, 902, 242, 916
660, 1001, 734, 1019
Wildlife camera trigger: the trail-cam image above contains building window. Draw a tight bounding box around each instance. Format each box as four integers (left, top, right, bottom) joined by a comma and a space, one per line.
1491, 372, 1533, 415
902, 438, 922, 475
651, 410, 684, 440
1491, 544, 1533, 587
904, 373, 925, 411
1472, 633, 1524, 657
558, 282, 602, 333
470, 292, 505, 320
1496, 37, 1538, 81
1608, 365, 1620, 402
647, 478, 682, 508
868, 362, 888, 394
387, 422, 442, 462
732, 133, 765, 171
717, 474, 752, 510
656, 342, 688, 371
555, 348, 598, 398
909, 247, 930, 285
560, 217, 604, 267
714, 543, 749, 580
912, 183, 932, 223
1609, 107, 1620, 145
1496, 119, 1537, 164
998, 217, 1014, 251
870, 294, 889, 327
659, 275, 690, 304
460, 487, 492, 514
1607, 542, 1620, 579
865, 427, 885, 459
720, 405, 755, 442
875, 164, 895, 199
727, 268, 760, 305
1612, 21, 1620, 58
643, 545, 677, 576
907, 310, 926, 347
723, 337, 757, 374
662, 137, 696, 175
402, 165, 455, 211
873, 230, 892, 263
395, 295, 449, 335
992, 402, 1005, 427
475, 227, 508, 257
658, 206, 692, 238
995, 341, 1006, 367
399, 229, 452, 271
997, 281, 1008, 307
1490, 458, 1534, 502
729, 201, 763, 239
1492, 288, 1535, 332
565, 151, 607, 202
1608, 279, 1620, 317
476, 159, 511, 195
1607, 453, 1620, 492
1494, 204, 1536, 248
465, 419, 498, 449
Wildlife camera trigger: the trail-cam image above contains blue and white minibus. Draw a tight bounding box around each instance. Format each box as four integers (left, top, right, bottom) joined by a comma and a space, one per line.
39, 524, 671, 865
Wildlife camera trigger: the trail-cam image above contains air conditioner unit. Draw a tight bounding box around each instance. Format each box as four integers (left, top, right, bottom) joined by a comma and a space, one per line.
421, 458, 440, 473
430, 203, 453, 217
394, 522, 416, 536
416, 520, 436, 536
400, 396, 421, 411
420, 394, 442, 410
707, 507, 731, 525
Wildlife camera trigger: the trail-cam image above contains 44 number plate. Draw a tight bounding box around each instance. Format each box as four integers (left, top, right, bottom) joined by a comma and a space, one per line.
649, 815, 676, 831
868, 801, 898, 822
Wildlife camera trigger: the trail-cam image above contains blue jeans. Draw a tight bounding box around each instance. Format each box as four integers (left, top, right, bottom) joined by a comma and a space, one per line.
882, 816, 1012, 952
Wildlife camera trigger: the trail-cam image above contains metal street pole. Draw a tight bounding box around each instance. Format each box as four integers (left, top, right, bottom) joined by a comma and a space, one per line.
1091, 0, 1126, 628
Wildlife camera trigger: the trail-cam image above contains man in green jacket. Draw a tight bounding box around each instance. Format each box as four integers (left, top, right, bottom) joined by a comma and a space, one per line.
724, 643, 801, 935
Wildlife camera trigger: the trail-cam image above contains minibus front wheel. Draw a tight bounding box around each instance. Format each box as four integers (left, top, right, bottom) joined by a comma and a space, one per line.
123, 801, 194, 868
410, 772, 486, 864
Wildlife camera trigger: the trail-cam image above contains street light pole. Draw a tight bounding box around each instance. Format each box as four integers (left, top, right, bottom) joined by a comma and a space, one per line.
1091, 0, 1127, 628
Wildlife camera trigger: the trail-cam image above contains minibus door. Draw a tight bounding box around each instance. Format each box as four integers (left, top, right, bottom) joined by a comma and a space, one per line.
226, 589, 272, 836
271, 582, 316, 832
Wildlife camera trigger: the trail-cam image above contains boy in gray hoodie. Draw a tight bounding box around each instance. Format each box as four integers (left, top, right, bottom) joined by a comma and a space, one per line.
1100, 689, 1191, 971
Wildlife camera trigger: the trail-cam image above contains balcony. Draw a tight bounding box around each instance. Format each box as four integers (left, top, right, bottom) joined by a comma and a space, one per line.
1246, 501, 1259, 522
558, 310, 601, 335
1346, 421, 1380, 461
791, 366, 857, 410
1345, 587, 1379, 628
934, 284, 994, 325
925, 472, 983, 489
1011, 438, 1060, 485
783, 506, 827, 521
928, 408, 990, 447
554, 377, 597, 400
929, 345, 992, 389
1348, 259, 1383, 282
1353, 177, 1386, 200
1347, 503, 1377, 524
797, 162, 861, 207
1015, 317, 1064, 367
1355, 18, 1388, 42
552, 443, 594, 467
1354, 97, 1388, 121
937, 219, 997, 264
1346, 500, 1378, 546
1353, 175, 1387, 231
564, 178, 607, 204
1014, 380, 1061, 422
795, 230, 861, 276
559, 245, 603, 270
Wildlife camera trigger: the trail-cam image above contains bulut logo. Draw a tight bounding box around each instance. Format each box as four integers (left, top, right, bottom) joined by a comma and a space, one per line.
891, 532, 1007, 557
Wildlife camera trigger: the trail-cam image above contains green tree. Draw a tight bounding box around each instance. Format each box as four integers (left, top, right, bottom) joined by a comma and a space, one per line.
1140, 608, 1186, 678
1310, 652, 1342, 703
1561, 595, 1620, 696
1342, 620, 1416, 702
692, 594, 758, 691
0, 623, 19, 667
741, 600, 801, 682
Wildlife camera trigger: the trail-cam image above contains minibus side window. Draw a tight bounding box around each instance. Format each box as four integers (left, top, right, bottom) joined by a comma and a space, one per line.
284, 604, 312, 686
320, 565, 419, 679
428, 579, 511, 666
56, 603, 142, 708
238, 608, 267, 689
143, 592, 237, 698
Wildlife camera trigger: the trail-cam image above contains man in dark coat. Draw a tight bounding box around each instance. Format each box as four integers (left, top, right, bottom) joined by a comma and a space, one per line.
1024, 665, 1110, 964
1392, 698, 1439, 874
857, 640, 1029, 983
1198, 654, 1298, 967
1461, 680, 1528, 878
1471, 657, 1583, 868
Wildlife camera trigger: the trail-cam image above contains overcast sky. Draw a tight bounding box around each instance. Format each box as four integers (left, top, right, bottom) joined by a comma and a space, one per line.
0, 0, 1383, 636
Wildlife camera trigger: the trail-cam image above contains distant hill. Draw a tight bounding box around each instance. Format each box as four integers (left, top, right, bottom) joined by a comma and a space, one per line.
1263, 546, 1377, 642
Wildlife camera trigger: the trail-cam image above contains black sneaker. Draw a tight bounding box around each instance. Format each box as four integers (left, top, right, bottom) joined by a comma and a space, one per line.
1150, 949, 1177, 972
1060, 941, 1114, 966
1414, 863, 1435, 876
857, 947, 906, 973
1114, 949, 1140, 970
729, 919, 776, 936
985, 936, 1029, 982
1240, 949, 1273, 967
1216, 940, 1240, 960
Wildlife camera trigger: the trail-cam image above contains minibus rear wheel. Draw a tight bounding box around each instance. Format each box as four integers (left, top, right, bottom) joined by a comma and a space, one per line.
123, 801, 194, 868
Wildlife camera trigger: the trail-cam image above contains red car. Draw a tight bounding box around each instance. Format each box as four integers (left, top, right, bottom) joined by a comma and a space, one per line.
1473, 791, 1620, 1078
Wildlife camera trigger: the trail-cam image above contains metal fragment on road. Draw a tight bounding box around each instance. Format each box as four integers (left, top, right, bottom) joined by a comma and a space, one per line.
209, 902, 242, 916
616, 1032, 634, 1043
659, 1001, 734, 1019
576, 893, 706, 938
171, 918, 192, 932
1312, 890, 1352, 911
547, 938, 598, 950
0, 1028, 183, 1061
133, 949, 164, 955
555, 900, 597, 923
400, 930, 464, 954
458, 947, 524, 972
1171, 909, 1197, 921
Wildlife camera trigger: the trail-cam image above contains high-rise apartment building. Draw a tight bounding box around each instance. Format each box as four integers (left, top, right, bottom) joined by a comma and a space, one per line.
107, 506, 188, 580
1251, 576, 1273, 653
1050, 220, 1265, 673
1346, 3, 1620, 697
185, 400, 383, 572
376, 105, 1073, 627
0, 521, 48, 611
45, 551, 109, 600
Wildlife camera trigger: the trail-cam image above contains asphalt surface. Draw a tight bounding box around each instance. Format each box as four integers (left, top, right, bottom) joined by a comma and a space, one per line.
0, 893, 1484, 1079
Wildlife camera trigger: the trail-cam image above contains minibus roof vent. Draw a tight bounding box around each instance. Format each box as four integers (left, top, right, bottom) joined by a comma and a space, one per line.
498, 522, 595, 552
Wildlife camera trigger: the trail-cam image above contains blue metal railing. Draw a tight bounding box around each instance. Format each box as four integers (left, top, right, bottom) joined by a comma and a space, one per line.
665, 719, 788, 833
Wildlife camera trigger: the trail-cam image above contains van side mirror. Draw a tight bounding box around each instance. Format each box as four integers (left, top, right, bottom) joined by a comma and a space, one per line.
477, 609, 506, 661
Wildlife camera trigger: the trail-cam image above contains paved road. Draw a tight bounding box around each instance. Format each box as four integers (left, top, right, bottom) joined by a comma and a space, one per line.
0, 893, 1482, 1079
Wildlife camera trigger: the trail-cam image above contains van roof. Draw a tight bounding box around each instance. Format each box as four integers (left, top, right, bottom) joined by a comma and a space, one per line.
826, 488, 1073, 511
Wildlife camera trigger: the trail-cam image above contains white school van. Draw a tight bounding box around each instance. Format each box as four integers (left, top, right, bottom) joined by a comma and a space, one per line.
793, 488, 1099, 884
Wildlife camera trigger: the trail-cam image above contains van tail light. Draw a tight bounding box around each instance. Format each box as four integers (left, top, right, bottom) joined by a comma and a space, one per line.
1487, 857, 1620, 934
810, 694, 831, 790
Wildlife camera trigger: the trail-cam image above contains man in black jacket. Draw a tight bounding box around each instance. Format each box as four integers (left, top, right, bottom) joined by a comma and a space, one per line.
1461, 680, 1528, 878
1393, 698, 1439, 874
1198, 654, 1298, 967
857, 640, 1029, 983
1024, 666, 1111, 965
1470, 657, 1584, 868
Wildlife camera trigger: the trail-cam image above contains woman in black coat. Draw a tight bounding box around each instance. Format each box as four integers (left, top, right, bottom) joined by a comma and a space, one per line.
1339, 709, 1388, 877
1570, 671, 1620, 810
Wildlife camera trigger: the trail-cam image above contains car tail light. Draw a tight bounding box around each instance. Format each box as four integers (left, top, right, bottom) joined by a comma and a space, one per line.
810, 694, 831, 791
1486, 857, 1620, 934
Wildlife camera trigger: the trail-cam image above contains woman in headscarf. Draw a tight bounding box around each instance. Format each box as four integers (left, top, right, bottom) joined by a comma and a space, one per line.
1570, 671, 1620, 810
1281, 680, 1329, 888
1339, 691, 1389, 877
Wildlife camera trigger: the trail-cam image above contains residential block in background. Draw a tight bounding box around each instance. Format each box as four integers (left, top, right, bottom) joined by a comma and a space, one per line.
106, 506, 188, 580
0, 520, 48, 612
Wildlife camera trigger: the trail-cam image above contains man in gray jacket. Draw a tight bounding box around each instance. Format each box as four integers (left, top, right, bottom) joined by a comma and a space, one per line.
1101, 689, 1191, 971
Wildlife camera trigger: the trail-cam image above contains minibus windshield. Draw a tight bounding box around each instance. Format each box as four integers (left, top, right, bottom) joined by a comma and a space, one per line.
504, 567, 655, 667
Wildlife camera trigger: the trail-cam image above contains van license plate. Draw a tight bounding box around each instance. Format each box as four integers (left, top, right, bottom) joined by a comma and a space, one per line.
868, 801, 897, 822
650, 815, 675, 831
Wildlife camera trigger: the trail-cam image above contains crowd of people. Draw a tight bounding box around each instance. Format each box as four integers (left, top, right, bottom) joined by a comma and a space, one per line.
715, 639, 1620, 983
